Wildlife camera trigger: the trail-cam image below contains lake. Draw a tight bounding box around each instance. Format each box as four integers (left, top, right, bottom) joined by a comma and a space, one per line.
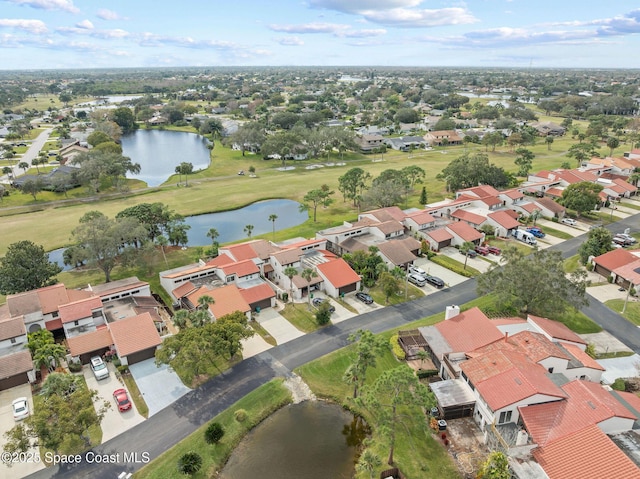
120, 129, 211, 186
220, 402, 365, 479
48, 199, 308, 269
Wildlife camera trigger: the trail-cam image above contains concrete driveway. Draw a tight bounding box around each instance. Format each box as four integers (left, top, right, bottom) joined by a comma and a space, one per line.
254, 307, 305, 344
83, 364, 145, 442
343, 293, 383, 314
598, 354, 640, 385
241, 333, 273, 359
308, 294, 355, 324
128, 359, 191, 417
439, 247, 495, 273
536, 218, 587, 236
412, 257, 469, 288
0, 384, 43, 477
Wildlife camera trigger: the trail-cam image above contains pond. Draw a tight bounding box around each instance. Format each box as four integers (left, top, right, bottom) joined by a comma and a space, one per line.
220, 401, 367, 479
120, 129, 211, 186
47, 199, 308, 269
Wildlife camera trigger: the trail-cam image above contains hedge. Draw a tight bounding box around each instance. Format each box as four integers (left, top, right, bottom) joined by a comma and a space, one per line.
390, 334, 406, 360
429, 255, 478, 278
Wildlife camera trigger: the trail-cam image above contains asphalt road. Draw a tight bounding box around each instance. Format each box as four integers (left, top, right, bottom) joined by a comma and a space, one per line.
26, 212, 640, 479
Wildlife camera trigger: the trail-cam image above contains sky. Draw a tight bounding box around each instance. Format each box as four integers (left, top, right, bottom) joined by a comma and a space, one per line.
0, 0, 639, 70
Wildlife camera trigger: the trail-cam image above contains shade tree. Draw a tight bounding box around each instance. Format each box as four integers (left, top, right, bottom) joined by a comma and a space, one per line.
0, 240, 62, 295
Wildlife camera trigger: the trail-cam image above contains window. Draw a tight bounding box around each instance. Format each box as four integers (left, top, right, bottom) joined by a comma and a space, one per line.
10, 338, 16, 344
498, 411, 512, 424
74, 320, 79, 326
52, 311, 59, 318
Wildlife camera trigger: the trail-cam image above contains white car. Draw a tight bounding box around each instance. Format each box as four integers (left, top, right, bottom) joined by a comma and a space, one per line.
408, 265, 426, 276
90, 356, 110, 381
615, 233, 636, 244
561, 218, 578, 226
12, 397, 29, 421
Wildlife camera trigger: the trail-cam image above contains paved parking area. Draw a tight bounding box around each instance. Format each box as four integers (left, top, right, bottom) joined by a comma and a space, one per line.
254, 306, 305, 344
0, 384, 43, 477
241, 333, 273, 359
83, 364, 145, 442
129, 359, 191, 417
343, 293, 383, 314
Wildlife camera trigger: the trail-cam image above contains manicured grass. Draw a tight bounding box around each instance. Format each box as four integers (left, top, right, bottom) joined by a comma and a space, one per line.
596, 351, 636, 360
563, 255, 581, 274
555, 306, 602, 334
539, 225, 574, 240
336, 297, 358, 314
369, 282, 424, 305
430, 254, 481, 277
279, 302, 321, 333
605, 299, 640, 326
621, 201, 640, 211
122, 374, 149, 418
135, 379, 291, 479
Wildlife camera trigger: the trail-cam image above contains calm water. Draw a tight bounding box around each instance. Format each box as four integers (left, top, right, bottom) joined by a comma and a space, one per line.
220, 402, 365, 479
48, 199, 308, 269
120, 129, 211, 186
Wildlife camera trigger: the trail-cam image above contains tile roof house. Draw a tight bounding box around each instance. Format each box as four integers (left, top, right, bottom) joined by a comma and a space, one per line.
485, 210, 521, 237
108, 312, 162, 366
66, 328, 113, 363
423, 228, 454, 251
592, 248, 639, 281
316, 258, 362, 297
0, 350, 34, 390
445, 221, 484, 245
376, 237, 420, 269
0, 316, 28, 356
451, 209, 486, 227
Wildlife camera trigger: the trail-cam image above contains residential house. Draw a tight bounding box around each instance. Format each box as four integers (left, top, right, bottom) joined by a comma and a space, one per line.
591, 248, 640, 292
108, 312, 162, 365
424, 130, 463, 146
485, 210, 521, 238
315, 258, 361, 297
445, 222, 484, 246
530, 122, 566, 136
357, 134, 384, 153
422, 228, 454, 251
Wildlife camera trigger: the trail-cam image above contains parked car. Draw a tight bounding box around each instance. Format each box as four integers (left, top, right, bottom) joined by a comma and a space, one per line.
355, 292, 374, 304
611, 242, 623, 249
487, 245, 501, 255
407, 273, 427, 287
613, 235, 634, 246
12, 397, 29, 421
90, 356, 110, 381
561, 218, 578, 226
474, 245, 490, 256
113, 388, 132, 412
424, 275, 445, 288
526, 227, 546, 238
460, 249, 477, 258
408, 265, 427, 276
615, 233, 636, 244
312, 297, 335, 313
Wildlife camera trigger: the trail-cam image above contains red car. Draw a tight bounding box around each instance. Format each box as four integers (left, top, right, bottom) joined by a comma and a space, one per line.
113, 388, 132, 412
487, 246, 501, 255
475, 245, 490, 256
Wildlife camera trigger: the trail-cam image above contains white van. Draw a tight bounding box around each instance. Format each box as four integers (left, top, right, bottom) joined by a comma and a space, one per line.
513, 229, 537, 245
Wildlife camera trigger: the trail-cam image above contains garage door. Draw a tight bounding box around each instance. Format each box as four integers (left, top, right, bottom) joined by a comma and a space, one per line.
0, 373, 29, 391
126, 347, 157, 365
438, 239, 451, 249
253, 298, 272, 311
593, 264, 610, 279
339, 283, 357, 295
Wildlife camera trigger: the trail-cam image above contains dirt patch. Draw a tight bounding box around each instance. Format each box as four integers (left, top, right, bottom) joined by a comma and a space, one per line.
437, 417, 489, 478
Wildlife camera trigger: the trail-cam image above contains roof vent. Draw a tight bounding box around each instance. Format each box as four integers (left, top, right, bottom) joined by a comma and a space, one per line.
514, 378, 522, 385
587, 401, 596, 410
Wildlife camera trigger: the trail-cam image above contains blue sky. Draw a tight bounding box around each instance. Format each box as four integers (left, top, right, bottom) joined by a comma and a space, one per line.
1, 0, 639, 70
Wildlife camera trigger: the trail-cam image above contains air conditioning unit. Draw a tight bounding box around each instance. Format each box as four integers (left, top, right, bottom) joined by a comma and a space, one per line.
78, 326, 87, 332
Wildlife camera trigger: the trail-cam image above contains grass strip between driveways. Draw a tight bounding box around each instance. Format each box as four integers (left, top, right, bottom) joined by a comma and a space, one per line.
122, 374, 149, 419
135, 378, 291, 479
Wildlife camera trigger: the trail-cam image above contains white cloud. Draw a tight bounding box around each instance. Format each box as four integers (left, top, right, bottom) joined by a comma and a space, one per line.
276, 36, 304, 46
268, 22, 351, 34
56, 25, 129, 39
75, 19, 93, 30
360, 7, 478, 28
339, 28, 386, 38
310, 0, 422, 14
0, 18, 47, 34
7, 0, 78, 14
96, 9, 124, 21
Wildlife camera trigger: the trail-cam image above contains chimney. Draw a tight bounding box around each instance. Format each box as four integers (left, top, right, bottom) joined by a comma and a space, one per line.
445, 305, 460, 320
504, 331, 509, 343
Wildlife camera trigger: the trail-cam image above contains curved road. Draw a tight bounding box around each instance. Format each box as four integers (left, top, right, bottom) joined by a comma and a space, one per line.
27, 213, 640, 479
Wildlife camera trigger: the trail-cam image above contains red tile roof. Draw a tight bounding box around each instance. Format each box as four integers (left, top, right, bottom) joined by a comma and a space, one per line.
425, 228, 453, 243
527, 314, 587, 345
450, 209, 486, 225
221, 242, 259, 262
364, 206, 407, 222
545, 187, 564, 198
372, 220, 405, 235
534, 196, 566, 214
501, 189, 524, 200
172, 281, 197, 300
239, 283, 276, 306
271, 248, 303, 266
435, 307, 503, 353
0, 350, 32, 379
593, 248, 637, 272
487, 210, 520, 229
459, 185, 501, 198
0, 316, 26, 341
221, 259, 260, 277
446, 221, 484, 242
316, 258, 361, 289
109, 312, 161, 357
475, 330, 571, 363
45, 318, 63, 331
532, 424, 640, 479
614, 259, 640, 286
59, 296, 103, 323
187, 284, 251, 319
67, 328, 113, 356
562, 343, 605, 371
205, 253, 235, 267
37, 283, 72, 314
405, 210, 436, 225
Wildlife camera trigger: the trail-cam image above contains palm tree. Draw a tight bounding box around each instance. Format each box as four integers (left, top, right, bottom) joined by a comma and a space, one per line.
244, 224, 254, 239
18, 161, 29, 172
268, 214, 278, 241
283, 266, 298, 303
197, 294, 215, 312
206, 228, 219, 256
461, 241, 476, 270
156, 235, 169, 265
172, 309, 190, 330
356, 450, 382, 479
175, 165, 182, 185
300, 268, 318, 308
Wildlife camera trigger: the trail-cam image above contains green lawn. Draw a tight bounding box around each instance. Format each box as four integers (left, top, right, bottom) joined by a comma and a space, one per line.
135, 379, 291, 479
430, 254, 481, 277
563, 255, 581, 273
369, 282, 424, 305
605, 299, 640, 326
621, 201, 640, 211
555, 306, 602, 334
279, 302, 323, 333
122, 374, 149, 418
539, 225, 573, 240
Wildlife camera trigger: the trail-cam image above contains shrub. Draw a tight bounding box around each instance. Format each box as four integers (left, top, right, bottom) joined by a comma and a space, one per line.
390, 334, 405, 360
204, 422, 225, 444
416, 369, 438, 379
234, 409, 248, 422
611, 378, 626, 391
117, 365, 129, 375
429, 255, 476, 278
607, 276, 613, 283
67, 360, 82, 373
177, 451, 202, 475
